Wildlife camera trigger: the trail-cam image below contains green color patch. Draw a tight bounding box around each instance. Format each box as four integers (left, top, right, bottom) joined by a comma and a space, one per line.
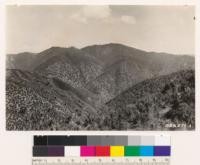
124, 146, 140, 156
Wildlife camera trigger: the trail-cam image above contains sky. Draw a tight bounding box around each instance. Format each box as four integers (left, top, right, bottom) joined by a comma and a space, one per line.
6, 5, 195, 55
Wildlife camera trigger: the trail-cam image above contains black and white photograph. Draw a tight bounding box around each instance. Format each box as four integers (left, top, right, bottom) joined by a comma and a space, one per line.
6, 5, 195, 130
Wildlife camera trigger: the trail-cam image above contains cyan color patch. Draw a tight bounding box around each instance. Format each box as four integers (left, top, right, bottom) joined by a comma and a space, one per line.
140, 146, 154, 156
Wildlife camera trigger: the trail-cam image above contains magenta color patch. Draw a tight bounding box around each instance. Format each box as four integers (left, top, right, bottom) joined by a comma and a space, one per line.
80, 146, 95, 156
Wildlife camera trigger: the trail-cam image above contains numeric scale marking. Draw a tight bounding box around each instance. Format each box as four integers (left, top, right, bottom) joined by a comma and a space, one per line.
32, 157, 170, 165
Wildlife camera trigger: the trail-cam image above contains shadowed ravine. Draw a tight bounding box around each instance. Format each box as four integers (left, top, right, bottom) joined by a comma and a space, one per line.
6, 43, 195, 130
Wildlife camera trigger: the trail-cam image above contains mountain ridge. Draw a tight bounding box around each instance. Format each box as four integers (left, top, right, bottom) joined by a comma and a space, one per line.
6, 43, 195, 130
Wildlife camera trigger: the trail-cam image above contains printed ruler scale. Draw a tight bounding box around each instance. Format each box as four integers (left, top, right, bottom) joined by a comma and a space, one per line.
32, 135, 171, 165
32, 157, 170, 165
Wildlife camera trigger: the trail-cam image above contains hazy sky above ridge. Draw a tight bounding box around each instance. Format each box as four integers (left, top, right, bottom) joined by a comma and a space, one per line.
6, 5, 195, 55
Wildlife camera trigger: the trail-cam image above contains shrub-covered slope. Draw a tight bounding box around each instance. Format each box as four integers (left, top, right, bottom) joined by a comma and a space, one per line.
6, 69, 99, 130
101, 70, 195, 130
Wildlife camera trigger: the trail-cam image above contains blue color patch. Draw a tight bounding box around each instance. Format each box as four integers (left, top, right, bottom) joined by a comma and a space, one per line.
140, 146, 154, 156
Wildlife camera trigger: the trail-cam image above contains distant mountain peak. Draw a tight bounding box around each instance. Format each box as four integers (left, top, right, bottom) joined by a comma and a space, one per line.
82, 43, 147, 53
41, 46, 67, 53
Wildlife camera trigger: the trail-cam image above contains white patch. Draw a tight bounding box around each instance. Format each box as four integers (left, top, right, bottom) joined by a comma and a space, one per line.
70, 6, 111, 23
121, 15, 136, 25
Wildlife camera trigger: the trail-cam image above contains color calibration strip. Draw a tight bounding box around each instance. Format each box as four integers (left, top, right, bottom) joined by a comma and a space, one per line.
33, 135, 171, 157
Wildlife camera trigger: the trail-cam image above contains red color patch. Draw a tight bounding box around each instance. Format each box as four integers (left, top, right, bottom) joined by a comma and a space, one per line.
96, 146, 110, 156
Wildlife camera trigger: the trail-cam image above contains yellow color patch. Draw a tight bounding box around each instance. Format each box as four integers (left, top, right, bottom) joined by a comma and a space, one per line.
110, 146, 124, 157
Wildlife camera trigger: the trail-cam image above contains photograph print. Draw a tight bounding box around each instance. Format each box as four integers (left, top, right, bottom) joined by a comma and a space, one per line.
6, 5, 195, 130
